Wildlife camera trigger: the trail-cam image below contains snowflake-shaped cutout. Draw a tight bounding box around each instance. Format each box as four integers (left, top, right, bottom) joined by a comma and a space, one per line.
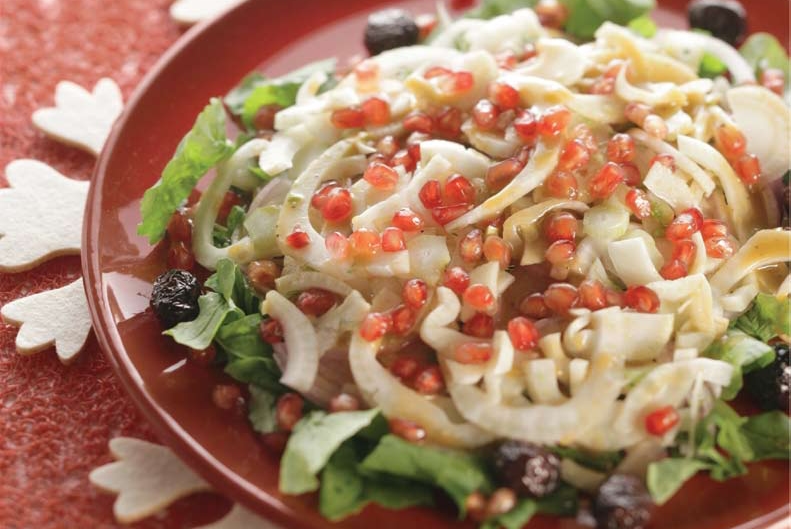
170, 0, 245, 25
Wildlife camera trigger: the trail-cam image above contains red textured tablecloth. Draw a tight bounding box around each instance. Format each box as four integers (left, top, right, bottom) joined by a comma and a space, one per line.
0, 2, 232, 527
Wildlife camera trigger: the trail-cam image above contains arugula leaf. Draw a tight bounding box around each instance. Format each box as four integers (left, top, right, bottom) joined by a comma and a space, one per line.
360, 434, 494, 515
646, 458, 710, 504
205, 258, 260, 315
740, 33, 790, 96
164, 292, 237, 349
216, 314, 285, 393
627, 15, 656, 37
705, 331, 775, 399
731, 293, 791, 342
739, 411, 791, 461
138, 99, 234, 243
248, 384, 278, 434
479, 484, 577, 529
213, 205, 246, 248
481, 498, 537, 529
535, 483, 579, 516
551, 446, 624, 473
280, 409, 381, 495
464, 0, 537, 19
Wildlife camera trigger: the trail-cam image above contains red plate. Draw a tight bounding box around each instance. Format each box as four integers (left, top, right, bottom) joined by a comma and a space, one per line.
83, 1, 790, 528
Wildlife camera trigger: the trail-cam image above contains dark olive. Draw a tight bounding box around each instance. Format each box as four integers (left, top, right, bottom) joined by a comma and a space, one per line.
687, 0, 747, 46
150, 269, 201, 329
593, 474, 653, 529
364, 9, 419, 56
745, 343, 790, 412
493, 440, 561, 497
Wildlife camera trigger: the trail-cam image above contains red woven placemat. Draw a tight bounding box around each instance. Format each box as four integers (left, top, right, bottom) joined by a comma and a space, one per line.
0, 2, 231, 527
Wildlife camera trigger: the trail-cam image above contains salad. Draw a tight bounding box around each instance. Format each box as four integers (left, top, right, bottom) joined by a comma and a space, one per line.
138, 0, 791, 528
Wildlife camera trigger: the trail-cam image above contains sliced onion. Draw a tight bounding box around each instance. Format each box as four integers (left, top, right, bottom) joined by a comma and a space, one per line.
608, 237, 663, 286
647, 274, 716, 337
516, 38, 588, 85
276, 271, 353, 297
522, 358, 566, 404
503, 199, 588, 257
420, 140, 491, 181
642, 161, 697, 212
589, 307, 675, 363
654, 29, 755, 84
407, 235, 451, 286
315, 291, 369, 356
629, 129, 715, 196
561, 459, 606, 493
710, 229, 791, 294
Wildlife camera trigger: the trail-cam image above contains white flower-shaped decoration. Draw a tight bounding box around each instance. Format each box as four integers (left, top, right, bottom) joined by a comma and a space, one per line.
0, 160, 89, 272
170, 0, 245, 25
32, 78, 123, 156
196, 504, 282, 529
1, 278, 92, 364
90, 437, 212, 524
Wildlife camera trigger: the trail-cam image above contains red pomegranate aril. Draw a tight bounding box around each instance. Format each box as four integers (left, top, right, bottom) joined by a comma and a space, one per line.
329, 393, 361, 413
325, 231, 351, 260
489, 82, 520, 110
473, 99, 500, 131
392, 208, 424, 232
391, 149, 417, 172
331, 107, 366, 129
620, 162, 641, 186
377, 135, 400, 157
413, 365, 445, 395
381, 227, 406, 252
650, 153, 676, 171
495, 49, 519, 69
186, 189, 202, 207
167, 211, 192, 243
364, 162, 399, 190
483, 235, 512, 269
189, 346, 216, 366
665, 208, 703, 241
643, 114, 668, 139
672, 239, 696, 266
253, 104, 281, 131
715, 124, 747, 159
391, 356, 422, 381
321, 188, 352, 222
701, 219, 728, 240
544, 212, 578, 242
432, 204, 470, 226
443, 70, 475, 94
513, 110, 539, 144
403, 278, 428, 309
349, 228, 381, 259
437, 107, 464, 138
545, 171, 578, 199
247, 260, 281, 292
460, 228, 484, 263
486, 158, 524, 191
168, 242, 195, 270
463, 312, 495, 338
389, 418, 427, 443
589, 162, 624, 199
416, 13, 438, 40
403, 112, 435, 134
311, 182, 339, 210
625, 188, 652, 219
296, 288, 336, 317
217, 191, 243, 224
445, 174, 475, 205
572, 123, 597, 152
535, 0, 569, 28
761, 68, 785, 96
537, 105, 571, 137
545, 240, 576, 265
213, 384, 243, 411
407, 141, 422, 164
454, 342, 494, 364
276, 393, 304, 432
259, 318, 284, 344
734, 153, 761, 185
419, 179, 443, 208
606, 133, 636, 163
391, 304, 417, 335
354, 60, 379, 84
424, 65, 452, 79
544, 283, 579, 315
645, 406, 680, 436
558, 139, 590, 171
705, 237, 736, 259
463, 284, 495, 312
579, 279, 607, 310
360, 312, 392, 341
507, 316, 540, 351
520, 293, 552, 319
660, 259, 688, 280
443, 266, 470, 295
286, 226, 310, 249
606, 288, 626, 307
624, 285, 660, 313
624, 102, 650, 125
361, 97, 390, 125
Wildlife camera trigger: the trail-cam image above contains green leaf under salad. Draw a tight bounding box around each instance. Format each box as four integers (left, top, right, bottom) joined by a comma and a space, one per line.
646, 457, 711, 505
740, 32, 790, 95
731, 293, 791, 342
164, 292, 237, 350
704, 331, 775, 399
138, 98, 234, 244
627, 15, 656, 38
247, 384, 278, 434
739, 411, 791, 461
480, 484, 578, 529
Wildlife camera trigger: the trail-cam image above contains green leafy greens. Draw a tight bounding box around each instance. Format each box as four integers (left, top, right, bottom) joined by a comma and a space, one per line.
704, 331, 775, 399
740, 32, 790, 97
480, 485, 578, 529
731, 293, 791, 342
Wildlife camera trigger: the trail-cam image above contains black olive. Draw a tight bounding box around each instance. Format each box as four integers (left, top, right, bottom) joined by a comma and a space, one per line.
593, 474, 653, 529
493, 441, 561, 497
744, 343, 790, 412
150, 269, 201, 329
687, 0, 747, 46
364, 9, 419, 56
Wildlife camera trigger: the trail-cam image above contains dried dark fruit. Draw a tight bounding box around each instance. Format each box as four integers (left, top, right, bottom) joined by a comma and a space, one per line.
593, 474, 653, 529
150, 269, 201, 329
364, 9, 419, 56
744, 343, 791, 412
687, 0, 747, 46
493, 440, 560, 497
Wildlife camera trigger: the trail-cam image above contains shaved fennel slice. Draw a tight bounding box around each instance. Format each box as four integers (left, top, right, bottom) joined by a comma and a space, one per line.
407, 235, 451, 286
562, 311, 595, 358
463, 9, 546, 53
406, 51, 498, 110
629, 129, 715, 195
276, 271, 353, 297
614, 65, 686, 108
420, 140, 491, 180
461, 261, 503, 320
515, 38, 587, 85
710, 229, 791, 294
258, 125, 314, 176
608, 237, 663, 286
642, 162, 697, 212
349, 332, 494, 448
583, 203, 630, 242
622, 230, 663, 269
243, 206, 280, 260
315, 291, 369, 356
676, 135, 757, 241
503, 199, 588, 256
430, 18, 485, 49
446, 141, 560, 230
463, 122, 521, 159
406, 155, 455, 223
654, 30, 755, 84
538, 333, 570, 385
614, 439, 665, 479
420, 287, 482, 356
719, 281, 760, 315
568, 359, 589, 396
561, 459, 606, 494
351, 192, 408, 231
647, 274, 716, 336
262, 290, 319, 392
589, 307, 675, 362
522, 359, 565, 404
364, 250, 411, 277
778, 274, 791, 297
688, 232, 707, 275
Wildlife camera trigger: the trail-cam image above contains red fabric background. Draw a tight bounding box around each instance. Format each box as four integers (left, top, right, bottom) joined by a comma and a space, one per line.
0, 1, 232, 527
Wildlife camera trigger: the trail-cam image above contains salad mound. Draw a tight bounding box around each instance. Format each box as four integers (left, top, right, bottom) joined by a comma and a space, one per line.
139, 1, 791, 528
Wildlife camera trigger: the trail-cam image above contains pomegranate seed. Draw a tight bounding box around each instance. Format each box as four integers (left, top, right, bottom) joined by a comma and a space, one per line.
489, 82, 520, 110
286, 226, 311, 249
463, 284, 495, 311
391, 304, 417, 335
672, 239, 696, 266
296, 288, 336, 317
545, 171, 578, 199
473, 99, 500, 130
424, 66, 452, 79
495, 49, 519, 69
413, 365, 445, 395
416, 13, 438, 40
665, 208, 703, 241
545, 240, 576, 264
392, 208, 424, 232
734, 153, 761, 185
247, 259, 280, 292
354, 60, 379, 85
325, 231, 351, 260
321, 187, 352, 222
259, 318, 284, 344
535, 0, 569, 29
311, 182, 339, 210
645, 406, 680, 436
168, 242, 195, 270
189, 346, 216, 366
442, 70, 475, 94
701, 219, 728, 240
186, 189, 202, 207
364, 162, 399, 190
522, 43, 538, 61
544, 283, 579, 315
443, 266, 470, 295
485, 158, 524, 191
643, 114, 668, 139
624, 285, 660, 313
579, 279, 607, 310
276, 393, 304, 432
381, 227, 406, 252
391, 149, 417, 172
402, 278, 428, 309
167, 211, 192, 243
625, 188, 652, 219
329, 393, 361, 413
389, 418, 427, 443
349, 228, 380, 259
463, 313, 495, 338
376, 135, 400, 157
606, 289, 626, 307
212, 384, 243, 411
431, 204, 470, 225
252, 104, 281, 131
454, 342, 493, 364
520, 293, 552, 319
544, 212, 578, 242
391, 356, 422, 381
361, 97, 390, 125
650, 153, 676, 171
624, 102, 650, 125
572, 123, 597, 152
660, 259, 688, 280
705, 237, 736, 259
331, 107, 366, 129
606, 133, 636, 163
444, 174, 475, 205
589, 162, 624, 199
436, 107, 464, 138
513, 110, 539, 144
558, 139, 590, 171
761, 68, 785, 96
620, 163, 641, 186
360, 312, 392, 341
715, 124, 747, 159
460, 229, 484, 263
217, 191, 243, 224
419, 179, 443, 208
507, 316, 540, 351
403, 112, 434, 134
466, 492, 488, 523
537, 105, 571, 137
483, 235, 512, 269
